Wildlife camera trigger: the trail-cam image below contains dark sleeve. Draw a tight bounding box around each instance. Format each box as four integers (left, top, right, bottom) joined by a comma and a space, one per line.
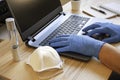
108, 71, 120, 80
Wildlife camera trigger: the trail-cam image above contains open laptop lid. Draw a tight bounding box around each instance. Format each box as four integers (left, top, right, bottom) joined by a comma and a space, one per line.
5, 0, 63, 41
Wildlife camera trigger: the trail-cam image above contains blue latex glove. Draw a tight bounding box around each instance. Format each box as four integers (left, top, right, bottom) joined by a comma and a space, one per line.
82, 22, 120, 43
49, 35, 105, 58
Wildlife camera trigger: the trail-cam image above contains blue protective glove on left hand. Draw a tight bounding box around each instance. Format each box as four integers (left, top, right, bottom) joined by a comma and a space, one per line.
82, 22, 120, 43
49, 35, 105, 58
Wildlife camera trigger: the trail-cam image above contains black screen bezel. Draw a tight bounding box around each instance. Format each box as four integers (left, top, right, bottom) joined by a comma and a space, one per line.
5, 0, 63, 41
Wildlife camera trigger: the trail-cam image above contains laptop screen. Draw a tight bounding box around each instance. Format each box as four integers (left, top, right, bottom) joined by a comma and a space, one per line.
5, 0, 62, 41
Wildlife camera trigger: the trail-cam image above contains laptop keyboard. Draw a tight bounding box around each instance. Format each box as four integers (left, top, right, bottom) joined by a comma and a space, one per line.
39, 15, 90, 46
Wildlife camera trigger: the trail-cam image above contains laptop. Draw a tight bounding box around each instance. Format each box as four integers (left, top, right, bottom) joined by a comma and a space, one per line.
5, 0, 109, 61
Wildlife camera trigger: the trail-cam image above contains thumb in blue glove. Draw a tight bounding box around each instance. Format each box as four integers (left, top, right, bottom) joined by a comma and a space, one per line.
82, 22, 120, 43
49, 35, 105, 58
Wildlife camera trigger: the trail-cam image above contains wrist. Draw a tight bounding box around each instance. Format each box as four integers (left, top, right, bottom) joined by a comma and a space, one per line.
80, 35, 105, 58
93, 40, 105, 58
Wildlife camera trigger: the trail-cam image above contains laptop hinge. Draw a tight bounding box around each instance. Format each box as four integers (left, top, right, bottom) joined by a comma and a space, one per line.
27, 36, 36, 42
60, 12, 66, 16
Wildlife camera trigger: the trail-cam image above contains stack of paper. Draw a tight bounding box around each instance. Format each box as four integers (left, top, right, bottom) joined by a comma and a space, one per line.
82, 2, 120, 19
83, 6, 117, 19
100, 2, 120, 15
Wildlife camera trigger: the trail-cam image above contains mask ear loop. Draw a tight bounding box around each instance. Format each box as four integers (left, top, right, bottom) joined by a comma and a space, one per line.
38, 67, 64, 79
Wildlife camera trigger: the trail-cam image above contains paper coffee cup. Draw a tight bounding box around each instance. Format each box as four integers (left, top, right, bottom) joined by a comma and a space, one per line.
71, 0, 80, 11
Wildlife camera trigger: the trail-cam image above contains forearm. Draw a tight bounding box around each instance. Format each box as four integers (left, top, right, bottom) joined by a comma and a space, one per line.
99, 43, 120, 74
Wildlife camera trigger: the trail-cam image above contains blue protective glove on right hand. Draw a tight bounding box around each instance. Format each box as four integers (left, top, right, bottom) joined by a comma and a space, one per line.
82, 22, 120, 43
49, 35, 105, 58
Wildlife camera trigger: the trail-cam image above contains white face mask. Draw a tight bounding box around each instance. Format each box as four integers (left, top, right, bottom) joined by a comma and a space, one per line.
26, 46, 63, 79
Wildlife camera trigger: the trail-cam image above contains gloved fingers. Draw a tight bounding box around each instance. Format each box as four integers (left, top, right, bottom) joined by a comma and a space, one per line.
50, 41, 69, 48
55, 46, 69, 53
82, 23, 101, 32
94, 27, 117, 37
102, 36, 119, 43
49, 36, 68, 43
86, 27, 107, 36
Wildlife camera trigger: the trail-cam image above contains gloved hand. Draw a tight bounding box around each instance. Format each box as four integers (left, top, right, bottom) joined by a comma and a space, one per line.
82, 22, 120, 43
49, 35, 105, 58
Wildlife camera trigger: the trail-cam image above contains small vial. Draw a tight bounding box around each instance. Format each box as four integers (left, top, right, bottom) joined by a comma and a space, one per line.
6, 18, 20, 62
